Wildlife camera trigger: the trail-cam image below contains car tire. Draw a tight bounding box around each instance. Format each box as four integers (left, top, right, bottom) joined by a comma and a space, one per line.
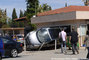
10, 49, 18, 58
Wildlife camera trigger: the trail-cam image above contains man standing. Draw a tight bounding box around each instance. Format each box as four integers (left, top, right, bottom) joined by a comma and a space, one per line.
70, 28, 79, 54
59, 28, 67, 53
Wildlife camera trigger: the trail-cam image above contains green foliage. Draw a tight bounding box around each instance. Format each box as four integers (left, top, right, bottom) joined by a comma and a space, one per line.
0, 9, 7, 28
19, 22, 24, 27
24, 10, 27, 16
26, 0, 39, 19
38, 3, 52, 14
2, 24, 10, 28
42, 3, 52, 11
31, 24, 37, 30
25, 0, 39, 29
19, 10, 24, 18
25, 0, 52, 30
12, 8, 17, 20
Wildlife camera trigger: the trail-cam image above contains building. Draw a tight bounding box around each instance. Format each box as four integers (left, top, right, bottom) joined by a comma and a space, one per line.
31, 5, 89, 48
1, 28, 24, 36
14, 17, 27, 27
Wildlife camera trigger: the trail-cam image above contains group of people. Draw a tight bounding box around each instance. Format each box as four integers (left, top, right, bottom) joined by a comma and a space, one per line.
59, 28, 79, 54
84, 30, 89, 59
59, 28, 89, 59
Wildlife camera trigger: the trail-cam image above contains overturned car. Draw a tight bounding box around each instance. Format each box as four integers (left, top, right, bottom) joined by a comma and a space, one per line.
25, 26, 61, 50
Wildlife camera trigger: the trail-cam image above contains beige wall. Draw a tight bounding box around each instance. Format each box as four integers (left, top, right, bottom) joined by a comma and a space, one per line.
31, 11, 89, 24
76, 11, 89, 19
31, 11, 76, 24
35, 20, 82, 28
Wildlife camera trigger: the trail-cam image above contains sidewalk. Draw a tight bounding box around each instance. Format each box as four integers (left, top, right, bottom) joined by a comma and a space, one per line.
20, 49, 88, 60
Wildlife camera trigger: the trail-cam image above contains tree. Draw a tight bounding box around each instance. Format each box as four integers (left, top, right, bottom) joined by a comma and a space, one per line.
11, 8, 19, 27
24, 10, 27, 16
83, 0, 89, 6
12, 8, 17, 20
0, 9, 7, 28
38, 4, 52, 14
19, 10, 24, 18
42, 3, 52, 12
25, 0, 39, 29
26, 0, 39, 19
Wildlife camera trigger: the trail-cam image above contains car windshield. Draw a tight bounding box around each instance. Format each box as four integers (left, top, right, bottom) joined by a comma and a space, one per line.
37, 28, 51, 43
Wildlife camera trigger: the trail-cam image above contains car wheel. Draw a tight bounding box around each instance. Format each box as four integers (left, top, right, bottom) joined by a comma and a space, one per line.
11, 49, 18, 58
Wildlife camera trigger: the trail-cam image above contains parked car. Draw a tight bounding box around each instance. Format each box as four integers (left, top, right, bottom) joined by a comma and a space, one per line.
0, 37, 23, 58
0, 38, 4, 60
16, 34, 24, 45
11, 34, 24, 45
25, 26, 61, 50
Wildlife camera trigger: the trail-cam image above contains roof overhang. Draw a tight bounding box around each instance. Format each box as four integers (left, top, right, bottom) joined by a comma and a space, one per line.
1, 28, 24, 30
31, 11, 89, 24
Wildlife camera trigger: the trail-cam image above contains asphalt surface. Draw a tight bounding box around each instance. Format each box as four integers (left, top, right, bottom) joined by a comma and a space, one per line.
2, 49, 88, 60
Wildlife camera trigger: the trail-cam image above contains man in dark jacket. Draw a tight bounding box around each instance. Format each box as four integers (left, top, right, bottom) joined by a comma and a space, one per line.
70, 28, 79, 54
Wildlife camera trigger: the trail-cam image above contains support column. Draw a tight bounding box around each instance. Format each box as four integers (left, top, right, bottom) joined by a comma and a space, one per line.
55, 39, 57, 50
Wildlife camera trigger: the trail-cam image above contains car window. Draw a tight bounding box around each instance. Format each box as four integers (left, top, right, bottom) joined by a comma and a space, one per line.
48, 28, 61, 40
37, 29, 51, 43
2, 38, 13, 44
17, 36, 23, 38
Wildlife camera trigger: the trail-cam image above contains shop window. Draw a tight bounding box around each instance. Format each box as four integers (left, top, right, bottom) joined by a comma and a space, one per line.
80, 25, 87, 36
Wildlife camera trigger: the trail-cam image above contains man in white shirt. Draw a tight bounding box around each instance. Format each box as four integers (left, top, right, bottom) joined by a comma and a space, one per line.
59, 28, 67, 53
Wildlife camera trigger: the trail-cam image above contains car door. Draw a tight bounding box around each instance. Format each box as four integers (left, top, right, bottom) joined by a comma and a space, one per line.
0, 38, 4, 56
2, 37, 16, 56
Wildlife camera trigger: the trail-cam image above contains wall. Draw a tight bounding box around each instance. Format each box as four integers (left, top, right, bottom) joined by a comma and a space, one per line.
31, 11, 76, 24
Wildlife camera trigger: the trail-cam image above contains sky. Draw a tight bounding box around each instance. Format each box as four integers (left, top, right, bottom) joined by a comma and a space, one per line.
0, 0, 84, 18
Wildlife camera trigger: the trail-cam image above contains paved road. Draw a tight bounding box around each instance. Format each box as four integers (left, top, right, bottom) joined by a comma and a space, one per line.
3, 49, 88, 60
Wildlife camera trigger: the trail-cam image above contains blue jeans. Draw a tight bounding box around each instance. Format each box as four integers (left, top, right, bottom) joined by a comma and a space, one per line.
61, 41, 66, 53
71, 43, 78, 54
87, 47, 89, 59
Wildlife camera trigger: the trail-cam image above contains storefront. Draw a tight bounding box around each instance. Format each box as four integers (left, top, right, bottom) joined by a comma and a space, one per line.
1, 28, 24, 36
31, 6, 89, 48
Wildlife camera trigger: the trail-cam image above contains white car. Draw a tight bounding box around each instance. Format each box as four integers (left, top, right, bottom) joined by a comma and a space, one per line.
25, 27, 61, 50
16, 34, 24, 44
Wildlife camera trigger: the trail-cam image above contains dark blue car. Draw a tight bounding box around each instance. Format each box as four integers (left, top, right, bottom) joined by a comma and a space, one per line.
0, 37, 23, 59
0, 38, 4, 59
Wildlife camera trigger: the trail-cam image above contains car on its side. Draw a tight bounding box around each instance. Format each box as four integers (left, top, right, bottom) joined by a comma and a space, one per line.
25, 26, 61, 50
0, 37, 23, 58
